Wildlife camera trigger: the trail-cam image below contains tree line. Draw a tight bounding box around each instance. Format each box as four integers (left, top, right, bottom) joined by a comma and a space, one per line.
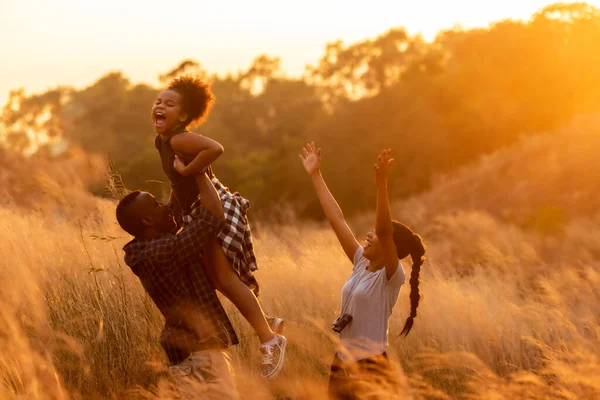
2, 3, 599, 219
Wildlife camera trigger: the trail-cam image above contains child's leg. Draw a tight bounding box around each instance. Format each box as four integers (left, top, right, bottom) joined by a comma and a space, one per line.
204, 239, 275, 344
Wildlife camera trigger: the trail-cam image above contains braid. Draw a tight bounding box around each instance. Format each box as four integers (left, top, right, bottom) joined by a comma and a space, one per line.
392, 223, 426, 337
400, 243, 424, 336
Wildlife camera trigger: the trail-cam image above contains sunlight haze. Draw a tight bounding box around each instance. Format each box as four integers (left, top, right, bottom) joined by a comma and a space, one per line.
1, 0, 596, 106
2, 1, 600, 398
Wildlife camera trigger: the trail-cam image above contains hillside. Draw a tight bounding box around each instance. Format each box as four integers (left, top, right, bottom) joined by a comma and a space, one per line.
390, 115, 600, 232
0, 147, 108, 216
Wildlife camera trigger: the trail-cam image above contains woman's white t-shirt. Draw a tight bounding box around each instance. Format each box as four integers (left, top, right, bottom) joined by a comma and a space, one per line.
337, 246, 406, 362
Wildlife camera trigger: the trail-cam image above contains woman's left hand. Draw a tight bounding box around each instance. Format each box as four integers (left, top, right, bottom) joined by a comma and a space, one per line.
374, 149, 394, 182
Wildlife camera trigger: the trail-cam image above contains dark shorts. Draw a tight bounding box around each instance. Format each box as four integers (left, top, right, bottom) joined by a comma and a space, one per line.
328, 352, 399, 399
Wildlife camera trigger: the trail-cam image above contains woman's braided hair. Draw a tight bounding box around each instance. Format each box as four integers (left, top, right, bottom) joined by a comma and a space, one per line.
392, 221, 426, 336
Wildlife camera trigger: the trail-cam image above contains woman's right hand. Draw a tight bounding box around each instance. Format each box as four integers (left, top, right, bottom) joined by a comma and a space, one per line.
374, 149, 394, 184
299, 141, 321, 176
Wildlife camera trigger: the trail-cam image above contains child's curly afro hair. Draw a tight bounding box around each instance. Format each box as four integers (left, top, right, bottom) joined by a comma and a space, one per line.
168, 76, 215, 126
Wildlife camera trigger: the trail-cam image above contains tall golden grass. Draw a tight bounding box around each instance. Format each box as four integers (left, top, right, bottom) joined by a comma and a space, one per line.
1, 120, 599, 399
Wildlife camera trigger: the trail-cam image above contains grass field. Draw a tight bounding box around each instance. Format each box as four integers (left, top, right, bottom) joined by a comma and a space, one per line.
1, 119, 599, 399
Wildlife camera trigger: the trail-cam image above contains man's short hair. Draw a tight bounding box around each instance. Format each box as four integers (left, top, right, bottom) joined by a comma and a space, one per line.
116, 191, 144, 236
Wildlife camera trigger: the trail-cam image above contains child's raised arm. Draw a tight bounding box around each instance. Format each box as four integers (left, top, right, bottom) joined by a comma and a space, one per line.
171, 132, 224, 176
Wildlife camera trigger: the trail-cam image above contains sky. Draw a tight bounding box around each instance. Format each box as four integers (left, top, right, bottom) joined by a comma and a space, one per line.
0, 0, 596, 107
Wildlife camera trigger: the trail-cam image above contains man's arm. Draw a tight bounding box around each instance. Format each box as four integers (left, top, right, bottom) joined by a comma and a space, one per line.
137, 206, 224, 273
143, 172, 225, 269
173, 206, 225, 265
194, 172, 224, 222
170, 171, 225, 265
167, 189, 183, 228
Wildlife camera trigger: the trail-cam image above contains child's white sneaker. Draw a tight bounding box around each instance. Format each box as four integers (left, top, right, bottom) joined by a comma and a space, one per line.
260, 334, 287, 379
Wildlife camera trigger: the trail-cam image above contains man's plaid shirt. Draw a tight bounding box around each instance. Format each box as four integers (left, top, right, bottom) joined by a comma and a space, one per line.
123, 207, 238, 365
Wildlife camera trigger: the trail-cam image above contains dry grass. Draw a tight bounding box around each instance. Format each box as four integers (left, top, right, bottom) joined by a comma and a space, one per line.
1, 123, 599, 399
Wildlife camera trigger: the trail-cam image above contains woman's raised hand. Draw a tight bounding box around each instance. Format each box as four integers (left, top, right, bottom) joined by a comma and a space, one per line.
299, 142, 322, 176
374, 149, 394, 183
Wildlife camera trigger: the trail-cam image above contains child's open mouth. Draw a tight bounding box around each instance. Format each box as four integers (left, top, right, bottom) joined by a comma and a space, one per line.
155, 112, 166, 127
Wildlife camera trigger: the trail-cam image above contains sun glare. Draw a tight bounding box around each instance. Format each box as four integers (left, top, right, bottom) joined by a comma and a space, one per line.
1, 0, 599, 108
